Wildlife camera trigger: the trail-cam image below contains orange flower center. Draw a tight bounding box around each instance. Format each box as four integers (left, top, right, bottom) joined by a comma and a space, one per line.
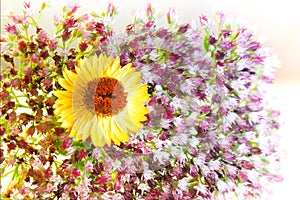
94, 77, 127, 117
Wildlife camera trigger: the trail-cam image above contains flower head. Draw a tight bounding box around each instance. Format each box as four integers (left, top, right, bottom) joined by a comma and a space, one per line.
54, 54, 149, 147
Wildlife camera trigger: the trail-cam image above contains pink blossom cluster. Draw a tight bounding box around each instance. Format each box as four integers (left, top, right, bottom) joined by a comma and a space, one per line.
0, 2, 282, 199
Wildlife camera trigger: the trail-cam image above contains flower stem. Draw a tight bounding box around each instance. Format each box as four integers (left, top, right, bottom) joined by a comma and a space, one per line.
1, 166, 15, 178
6, 165, 19, 190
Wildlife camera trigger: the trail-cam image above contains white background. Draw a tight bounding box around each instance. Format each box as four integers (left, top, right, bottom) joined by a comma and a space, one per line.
1, 0, 300, 199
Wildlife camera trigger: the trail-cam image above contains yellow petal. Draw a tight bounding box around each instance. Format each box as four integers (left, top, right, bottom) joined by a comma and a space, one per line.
98, 116, 112, 146
128, 103, 148, 123
92, 55, 103, 77
98, 54, 114, 76
110, 116, 130, 145
80, 119, 94, 141
55, 98, 73, 105
59, 112, 74, 123
90, 118, 100, 146
115, 110, 141, 133
63, 70, 77, 84
70, 126, 78, 137
130, 84, 150, 102
61, 120, 73, 128
53, 90, 72, 99
54, 103, 72, 113
110, 121, 121, 146
91, 122, 106, 147
58, 78, 73, 91
106, 57, 121, 76
114, 63, 135, 80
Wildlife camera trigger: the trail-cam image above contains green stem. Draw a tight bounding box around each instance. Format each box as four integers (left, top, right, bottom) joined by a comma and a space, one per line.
24, 27, 29, 41
62, 40, 66, 50
16, 104, 30, 109
6, 165, 19, 190
17, 58, 25, 78
10, 89, 21, 105
1, 166, 15, 178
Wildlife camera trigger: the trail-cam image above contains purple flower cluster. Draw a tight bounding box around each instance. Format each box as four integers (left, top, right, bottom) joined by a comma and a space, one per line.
1, 2, 281, 199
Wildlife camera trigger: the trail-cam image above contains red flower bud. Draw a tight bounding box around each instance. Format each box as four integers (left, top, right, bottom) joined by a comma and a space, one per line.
18, 41, 27, 52
79, 41, 88, 52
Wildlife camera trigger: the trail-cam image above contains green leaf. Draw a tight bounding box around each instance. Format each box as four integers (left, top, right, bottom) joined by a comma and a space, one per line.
75, 160, 85, 169
203, 34, 210, 52
249, 141, 258, 147
56, 149, 67, 156
72, 140, 85, 148
55, 137, 62, 146
82, 141, 91, 149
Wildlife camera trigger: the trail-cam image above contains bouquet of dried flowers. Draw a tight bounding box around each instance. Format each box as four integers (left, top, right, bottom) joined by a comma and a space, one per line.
0, 2, 282, 199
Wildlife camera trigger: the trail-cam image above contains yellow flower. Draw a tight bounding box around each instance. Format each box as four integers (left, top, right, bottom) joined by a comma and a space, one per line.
54, 54, 149, 147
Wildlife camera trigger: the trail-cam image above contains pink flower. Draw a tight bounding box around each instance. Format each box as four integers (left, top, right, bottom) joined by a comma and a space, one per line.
39, 68, 50, 77
41, 78, 51, 89
76, 176, 91, 198
96, 174, 110, 185
19, 186, 30, 195
23, 1, 30, 9
85, 21, 96, 31
142, 170, 154, 181
169, 53, 180, 65
189, 165, 199, 176
225, 165, 238, 179
107, 2, 116, 16
248, 41, 260, 51
72, 168, 81, 178
199, 120, 209, 132
63, 17, 77, 29
172, 188, 183, 200
5, 24, 18, 35
78, 13, 89, 22
199, 14, 208, 25
9, 14, 28, 26
65, 2, 80, 15
0, 42, 10, 54
167, 8, 178, 24
44, 168, 53, 179
30, 54, 40, 63
37, 28, 48, 41
64, 184, 72, 193
145, 132, 154, 141
76, 149, 88, 160
194, 184, 210, 198
173, 116, 184, 128
84, 160, 93, 171
146, 3, 153, 17
177, 177, 189, 191
114, 180, 124, 192
138, 183, 150, 195
61, 29, 71, 40
53, 13, 62, 25
46, 183, 55, 193
161, 118, 172, 129
145, 21, 154, 28
61, 135, 72, 150
172, 166, 182, 177
220, 41, 235, 51
178, 23, 190, 34
91, 148, 101, 159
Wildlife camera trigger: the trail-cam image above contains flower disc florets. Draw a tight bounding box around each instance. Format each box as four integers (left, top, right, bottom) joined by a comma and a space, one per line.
94, 77, 128, 117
